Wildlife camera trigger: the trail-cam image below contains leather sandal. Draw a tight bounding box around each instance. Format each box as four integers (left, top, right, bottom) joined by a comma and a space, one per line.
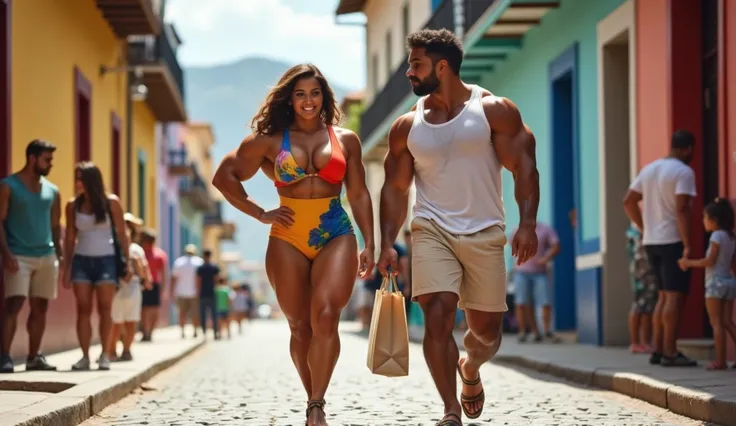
457, 362, 485, 419
305, 399, 326, 425
437, 413, 462, 425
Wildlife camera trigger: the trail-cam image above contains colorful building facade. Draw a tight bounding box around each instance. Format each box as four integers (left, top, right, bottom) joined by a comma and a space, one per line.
177, 122, 217, 255
0, 0, 180, 358
339, 0, 735, 354
636, 0, 735, 357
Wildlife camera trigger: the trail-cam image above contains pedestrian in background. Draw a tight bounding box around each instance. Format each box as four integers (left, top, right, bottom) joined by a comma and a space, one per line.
511, 221, 561, 343
63, 162, 129, 371
196, 248, 221, 339
106, 213, 151, 362
626, 223, 658, 354
232, 283, 251, 334
624, 130, 697, 367
0, 140, 61, 373
139, 229, 168, 342
214, 277, 234, 339
171, 244, 203, 339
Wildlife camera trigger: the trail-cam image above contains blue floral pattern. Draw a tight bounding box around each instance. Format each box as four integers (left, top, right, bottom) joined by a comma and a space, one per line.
308, 198, 353, 250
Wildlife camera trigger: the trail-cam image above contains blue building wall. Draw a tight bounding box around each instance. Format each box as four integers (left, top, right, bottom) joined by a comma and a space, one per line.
482, 0, 626, 343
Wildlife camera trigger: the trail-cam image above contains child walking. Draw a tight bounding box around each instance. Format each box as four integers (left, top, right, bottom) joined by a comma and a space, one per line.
214, 278, 235, 339
679, 198, 736, 370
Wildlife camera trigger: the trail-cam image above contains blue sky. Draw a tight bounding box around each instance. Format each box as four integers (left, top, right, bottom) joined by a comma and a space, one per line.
165, 0, 366, 90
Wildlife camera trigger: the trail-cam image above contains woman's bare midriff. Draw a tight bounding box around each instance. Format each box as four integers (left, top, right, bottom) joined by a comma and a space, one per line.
276, 178, 342, 199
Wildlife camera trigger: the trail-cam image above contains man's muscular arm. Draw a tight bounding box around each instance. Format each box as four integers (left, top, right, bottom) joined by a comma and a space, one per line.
484, 95, 540, 263
380, 113, 415, 250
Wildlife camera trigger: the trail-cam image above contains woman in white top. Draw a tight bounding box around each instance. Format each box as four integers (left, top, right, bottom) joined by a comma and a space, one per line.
62, 162, 129, 371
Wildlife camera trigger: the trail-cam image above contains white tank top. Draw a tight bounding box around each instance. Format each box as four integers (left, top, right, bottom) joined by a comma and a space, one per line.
75, 211, 115, 257
408, 85, 505, 234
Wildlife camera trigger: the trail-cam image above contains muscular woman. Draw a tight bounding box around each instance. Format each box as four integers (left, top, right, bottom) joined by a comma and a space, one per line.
212, 64, 375, 426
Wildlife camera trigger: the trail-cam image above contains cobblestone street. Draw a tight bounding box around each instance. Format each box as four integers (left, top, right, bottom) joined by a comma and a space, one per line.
81, 321, 709, 426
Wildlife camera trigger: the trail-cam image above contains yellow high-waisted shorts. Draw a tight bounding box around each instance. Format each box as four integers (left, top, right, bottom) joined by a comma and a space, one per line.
269, 196, 354, 260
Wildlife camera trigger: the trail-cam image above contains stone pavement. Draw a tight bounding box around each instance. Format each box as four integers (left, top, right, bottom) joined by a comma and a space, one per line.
406, 326, 734, 426
492, 337, 736, 426
0, 326, 203, 426
82, 320, 710, 426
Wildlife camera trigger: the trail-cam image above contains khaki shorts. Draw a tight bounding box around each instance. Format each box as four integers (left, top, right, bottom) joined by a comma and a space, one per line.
177, 297, 199, 322
4, 254, 59, 300
410, 217, 508, 312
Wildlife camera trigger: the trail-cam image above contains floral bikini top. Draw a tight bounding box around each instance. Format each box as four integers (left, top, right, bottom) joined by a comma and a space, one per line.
273, 126, 346, 187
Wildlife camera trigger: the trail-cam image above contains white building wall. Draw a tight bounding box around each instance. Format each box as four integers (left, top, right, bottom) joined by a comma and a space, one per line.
364, 0, 432, 104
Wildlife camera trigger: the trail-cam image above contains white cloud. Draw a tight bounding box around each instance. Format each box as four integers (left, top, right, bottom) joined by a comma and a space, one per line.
165, 0, 365, 89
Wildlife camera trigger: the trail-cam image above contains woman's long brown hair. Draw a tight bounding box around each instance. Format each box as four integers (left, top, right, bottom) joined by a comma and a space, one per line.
74, 162, 108, 223
250, 63, 342, 136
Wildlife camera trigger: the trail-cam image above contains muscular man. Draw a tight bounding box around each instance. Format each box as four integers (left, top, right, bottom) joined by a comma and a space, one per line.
377, 29, 539, 425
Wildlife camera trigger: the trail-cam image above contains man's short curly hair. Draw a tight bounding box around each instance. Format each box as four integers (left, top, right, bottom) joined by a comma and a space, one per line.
406, 29, 464, 74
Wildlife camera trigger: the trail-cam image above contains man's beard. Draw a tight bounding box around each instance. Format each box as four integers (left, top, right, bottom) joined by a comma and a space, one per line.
411, 73, 440, 96
35, 165, 50, 176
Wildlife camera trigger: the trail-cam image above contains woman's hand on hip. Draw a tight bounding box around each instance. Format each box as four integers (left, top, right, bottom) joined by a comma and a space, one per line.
258, 206, 295, 227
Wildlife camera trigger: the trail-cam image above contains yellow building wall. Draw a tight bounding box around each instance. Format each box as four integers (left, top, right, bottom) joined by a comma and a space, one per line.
11, 0, 129, 218
131, 102, 157, 226
12, 0, 158, 228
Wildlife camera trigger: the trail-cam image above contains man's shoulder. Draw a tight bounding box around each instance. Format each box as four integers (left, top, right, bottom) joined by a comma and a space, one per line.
391, 111, 415, 132
656, 158, 694, 180
41, 177, 59, 192
198, 262, 216, 272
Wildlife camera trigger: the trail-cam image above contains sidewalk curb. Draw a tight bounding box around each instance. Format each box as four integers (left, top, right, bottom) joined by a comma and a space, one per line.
493, 354, 736, 426
5, 340, 205, 426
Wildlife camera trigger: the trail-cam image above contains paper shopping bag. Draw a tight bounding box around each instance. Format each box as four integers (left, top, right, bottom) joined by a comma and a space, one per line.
366, 274, 409, 377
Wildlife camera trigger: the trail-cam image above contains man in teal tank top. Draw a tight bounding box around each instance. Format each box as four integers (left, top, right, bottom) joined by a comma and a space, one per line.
0, 140, 63, 373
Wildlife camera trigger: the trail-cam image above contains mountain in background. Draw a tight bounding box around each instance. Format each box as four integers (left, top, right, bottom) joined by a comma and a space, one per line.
184, 57, 353, 262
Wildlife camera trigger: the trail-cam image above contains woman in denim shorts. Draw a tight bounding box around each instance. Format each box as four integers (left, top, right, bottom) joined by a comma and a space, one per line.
62, 162, 129, 371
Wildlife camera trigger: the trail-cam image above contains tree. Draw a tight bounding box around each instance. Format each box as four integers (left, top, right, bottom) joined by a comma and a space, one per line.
344, 101, 363, 135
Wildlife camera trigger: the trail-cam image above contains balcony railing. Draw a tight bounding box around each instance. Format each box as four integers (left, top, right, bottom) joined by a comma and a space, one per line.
463, 0, 497, 34
360, 0, 454, 142
426, 0, 455, 30
204, 201, 224, 226
156, 31, 185, 104
179, 167, 212, 211
167, 148, 191, 176
128, 30, 187, 122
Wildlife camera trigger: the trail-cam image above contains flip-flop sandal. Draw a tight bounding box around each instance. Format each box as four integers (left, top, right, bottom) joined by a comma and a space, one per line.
457, 362, 485, 419
305, 399, 326, 426
436, 413, 462, 426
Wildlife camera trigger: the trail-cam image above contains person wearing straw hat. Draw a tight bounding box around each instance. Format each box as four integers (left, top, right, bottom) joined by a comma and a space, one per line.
106, 213, 152, 362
